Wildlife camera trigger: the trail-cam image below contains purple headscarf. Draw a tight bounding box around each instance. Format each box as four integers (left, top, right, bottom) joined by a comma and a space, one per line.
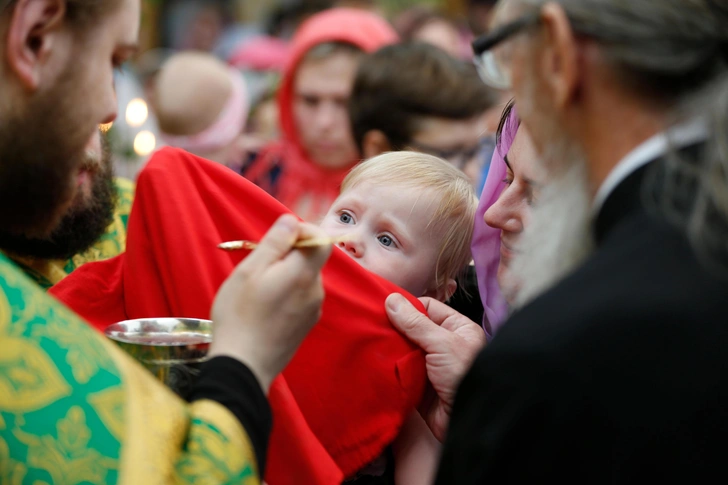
471, 105, 519, 340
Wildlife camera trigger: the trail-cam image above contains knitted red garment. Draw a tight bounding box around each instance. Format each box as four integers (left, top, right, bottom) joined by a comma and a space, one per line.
51, 148, 427, 484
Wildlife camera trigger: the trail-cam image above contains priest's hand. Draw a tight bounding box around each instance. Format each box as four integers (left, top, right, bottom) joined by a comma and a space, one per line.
386, 294, 486, 442
210, 214, 332, 392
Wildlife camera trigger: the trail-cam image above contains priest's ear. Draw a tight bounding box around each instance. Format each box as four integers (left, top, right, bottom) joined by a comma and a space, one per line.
5, 0, 68, 90
424, 279, 457, 303
362, 130, 392, 159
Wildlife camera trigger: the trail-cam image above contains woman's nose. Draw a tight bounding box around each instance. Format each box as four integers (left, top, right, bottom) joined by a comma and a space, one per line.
484, 189, 524, 234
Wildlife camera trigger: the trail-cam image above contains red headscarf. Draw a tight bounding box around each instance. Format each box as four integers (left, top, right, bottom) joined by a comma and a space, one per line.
243, 8, 398, 221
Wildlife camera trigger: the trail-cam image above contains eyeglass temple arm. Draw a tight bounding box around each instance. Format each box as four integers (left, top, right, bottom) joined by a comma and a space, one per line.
471, 12, 542, 55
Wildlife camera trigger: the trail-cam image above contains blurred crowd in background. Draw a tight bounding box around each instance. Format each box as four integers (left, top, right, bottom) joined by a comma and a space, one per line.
109, 0, 504, 189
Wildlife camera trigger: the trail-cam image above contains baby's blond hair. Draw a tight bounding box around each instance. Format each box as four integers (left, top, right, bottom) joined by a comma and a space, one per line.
342, 151, 478, 293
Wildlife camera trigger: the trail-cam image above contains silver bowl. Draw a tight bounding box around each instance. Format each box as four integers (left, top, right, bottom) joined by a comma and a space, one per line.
105, 318, 212, 397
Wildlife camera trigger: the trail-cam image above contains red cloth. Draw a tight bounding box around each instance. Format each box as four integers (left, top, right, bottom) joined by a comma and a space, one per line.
243, 8, 398, 221
51, 148, 427, 484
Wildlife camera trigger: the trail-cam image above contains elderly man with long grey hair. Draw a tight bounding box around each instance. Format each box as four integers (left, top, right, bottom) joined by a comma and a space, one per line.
382, 0, 728, 482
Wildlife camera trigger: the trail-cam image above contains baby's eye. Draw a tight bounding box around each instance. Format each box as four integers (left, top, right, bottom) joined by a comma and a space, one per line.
378, 235, 394, 247
339, 212, 354, 224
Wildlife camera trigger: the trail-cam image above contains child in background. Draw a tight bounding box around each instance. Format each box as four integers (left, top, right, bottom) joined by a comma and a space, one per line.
319, 151, 478, 484
241, 8, 397, 222
153, 52, 251, 171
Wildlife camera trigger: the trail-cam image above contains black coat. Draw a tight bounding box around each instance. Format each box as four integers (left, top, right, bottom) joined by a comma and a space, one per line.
436, 154, 728, 483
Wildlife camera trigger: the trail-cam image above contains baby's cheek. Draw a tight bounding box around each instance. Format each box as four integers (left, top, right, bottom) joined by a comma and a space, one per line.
318, 217, 340, 235
379, 256, 414, 288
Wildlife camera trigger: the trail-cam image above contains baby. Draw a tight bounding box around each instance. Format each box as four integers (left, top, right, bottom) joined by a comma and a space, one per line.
153, 52, 251, 171
319, 151, 478, 484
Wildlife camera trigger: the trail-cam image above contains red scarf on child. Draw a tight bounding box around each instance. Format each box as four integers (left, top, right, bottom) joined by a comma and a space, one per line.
50, 148, 427, 484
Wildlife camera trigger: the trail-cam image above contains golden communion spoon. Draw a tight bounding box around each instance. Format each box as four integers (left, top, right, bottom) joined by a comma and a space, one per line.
218, 234, 352, 251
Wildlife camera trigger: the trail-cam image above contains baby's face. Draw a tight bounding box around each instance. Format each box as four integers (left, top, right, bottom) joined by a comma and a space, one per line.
320, 181, 444, 296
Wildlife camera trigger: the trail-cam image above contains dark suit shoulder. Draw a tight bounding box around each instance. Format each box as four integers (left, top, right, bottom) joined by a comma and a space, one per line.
438, 212, 728, 484
494, 210, 728, 358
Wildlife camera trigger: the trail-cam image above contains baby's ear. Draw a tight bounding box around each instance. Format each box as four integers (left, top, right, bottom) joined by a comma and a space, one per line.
424, 279, 457, 302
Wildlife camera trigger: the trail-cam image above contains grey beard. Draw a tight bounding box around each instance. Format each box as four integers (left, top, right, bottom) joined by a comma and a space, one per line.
510, 158, 596, 309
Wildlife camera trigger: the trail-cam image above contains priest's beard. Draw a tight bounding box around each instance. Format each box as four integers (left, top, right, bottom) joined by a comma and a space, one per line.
509, 72, 596, 309
0, 136, 117, 260
0, 62, 96, 238
510, 159, 595, 309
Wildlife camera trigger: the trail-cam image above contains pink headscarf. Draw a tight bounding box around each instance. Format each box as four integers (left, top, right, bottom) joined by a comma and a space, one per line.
471, 105, 519, 339
228, 36, 290, 72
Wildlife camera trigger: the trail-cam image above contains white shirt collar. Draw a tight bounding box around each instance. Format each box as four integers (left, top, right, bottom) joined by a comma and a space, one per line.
592, 118, 709, 214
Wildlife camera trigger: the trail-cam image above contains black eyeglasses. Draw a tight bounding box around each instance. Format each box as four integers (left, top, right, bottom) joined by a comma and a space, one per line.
471, 12, 541, 89
407, 139, 488, 170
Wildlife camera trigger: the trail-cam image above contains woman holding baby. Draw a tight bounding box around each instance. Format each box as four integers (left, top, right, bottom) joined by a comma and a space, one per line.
385, 101, 540, 441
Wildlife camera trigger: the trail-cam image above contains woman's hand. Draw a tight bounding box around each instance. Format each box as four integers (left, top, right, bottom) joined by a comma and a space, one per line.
386, 294, 486, 441
210, 214, 332, 392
